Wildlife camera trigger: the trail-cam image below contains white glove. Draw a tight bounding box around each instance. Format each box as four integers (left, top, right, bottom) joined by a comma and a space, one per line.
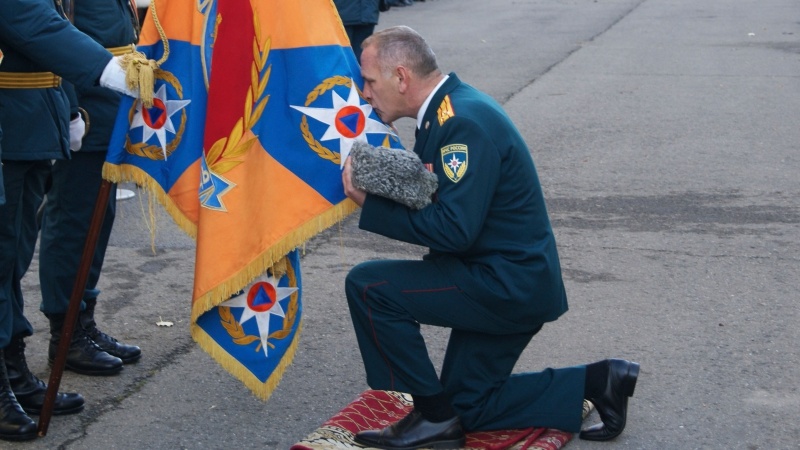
69, 115, 86, 151
99, 56, 139, 97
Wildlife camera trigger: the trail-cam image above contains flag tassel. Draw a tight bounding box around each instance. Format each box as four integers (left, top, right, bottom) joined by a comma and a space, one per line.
119, 0, 170, 108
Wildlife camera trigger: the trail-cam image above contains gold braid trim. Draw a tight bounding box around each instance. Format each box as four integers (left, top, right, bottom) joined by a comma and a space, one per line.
119, 1, 170, 107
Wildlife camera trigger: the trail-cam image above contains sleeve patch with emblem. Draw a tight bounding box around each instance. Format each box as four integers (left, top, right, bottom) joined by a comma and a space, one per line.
441, 144, 468, 183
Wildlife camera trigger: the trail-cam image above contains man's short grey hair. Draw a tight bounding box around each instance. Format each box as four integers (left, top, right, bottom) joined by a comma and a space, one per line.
362, 26, 439, 79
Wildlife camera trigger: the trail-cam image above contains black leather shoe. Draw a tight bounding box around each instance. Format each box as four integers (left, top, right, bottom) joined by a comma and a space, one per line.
4, 335, 85, 415
10, 375, 85, 416
85, 325, 141, 364
0, 389, 36, 441
49, 329, 123, 376
0, 352, 36, 441
580, 359, 640, 441
354, 410, 465, 450
79, 298, 142, 364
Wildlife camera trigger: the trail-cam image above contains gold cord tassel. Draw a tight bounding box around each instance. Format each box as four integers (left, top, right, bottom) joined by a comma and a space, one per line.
119, 52, 158, 107
118, 1, 170, 108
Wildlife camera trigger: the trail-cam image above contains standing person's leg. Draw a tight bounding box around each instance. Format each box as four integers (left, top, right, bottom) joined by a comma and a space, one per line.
0, 161, 46, 441
9, 161, 46, 340
345, 24, 376, 63
2, 160, 86, 416
64, 154, 140, 363
0, 161, 40, 351
38, 152, 125, 375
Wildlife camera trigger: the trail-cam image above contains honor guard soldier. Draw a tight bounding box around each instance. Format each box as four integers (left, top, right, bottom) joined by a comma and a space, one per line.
0, 0, 150, 441
38, 0, 143, 377
333, 0, 383, 63
342, 26, 640, 449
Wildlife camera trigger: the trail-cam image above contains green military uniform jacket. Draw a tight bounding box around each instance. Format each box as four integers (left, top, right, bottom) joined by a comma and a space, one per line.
359, 73, 568, 329
0, 0, 112, 161
334, 0, 380, 26
72, 0, 138, 152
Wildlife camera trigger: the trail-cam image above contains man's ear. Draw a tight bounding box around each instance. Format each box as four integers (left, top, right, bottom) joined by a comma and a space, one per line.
396, 65, 410, 93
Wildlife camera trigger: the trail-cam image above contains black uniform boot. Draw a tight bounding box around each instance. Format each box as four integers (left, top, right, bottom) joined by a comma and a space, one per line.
79, 298, 141, 364
4, 334, 85, 415
47, 314, 123, 376
0, 350, 37, 441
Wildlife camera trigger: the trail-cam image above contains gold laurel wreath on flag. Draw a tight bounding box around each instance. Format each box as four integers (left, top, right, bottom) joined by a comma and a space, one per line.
218, 255, 299, 352
205, 6, 269, 175
299, 76, 366, 166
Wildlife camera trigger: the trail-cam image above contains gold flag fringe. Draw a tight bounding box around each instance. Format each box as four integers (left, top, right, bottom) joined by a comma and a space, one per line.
105, 156, 357, 321
190, 199, 358, 322
192, 319, 304, 401
102, 162, 198, 239
105, 162, 357, 402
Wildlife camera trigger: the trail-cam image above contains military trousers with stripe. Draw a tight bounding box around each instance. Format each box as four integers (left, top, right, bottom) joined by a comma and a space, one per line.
345, 258, 586, 432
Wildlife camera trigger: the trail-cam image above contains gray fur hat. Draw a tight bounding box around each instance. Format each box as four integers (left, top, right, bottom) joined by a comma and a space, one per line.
350, 141, 438, 210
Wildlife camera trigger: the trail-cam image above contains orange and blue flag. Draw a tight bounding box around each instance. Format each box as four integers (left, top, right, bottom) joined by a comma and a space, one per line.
105, 0, 400, 399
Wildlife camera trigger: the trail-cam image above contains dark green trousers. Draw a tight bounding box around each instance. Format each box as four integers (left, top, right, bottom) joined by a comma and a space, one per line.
39, 151, 115, 315
345, 259, 586, 432
0, 161, 49, 346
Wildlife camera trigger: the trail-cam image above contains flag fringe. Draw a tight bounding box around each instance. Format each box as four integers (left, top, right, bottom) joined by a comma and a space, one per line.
103, 161, 198, 239
190, 200, 358, 321
191, 319, 304, 401
104, 160, 356, 320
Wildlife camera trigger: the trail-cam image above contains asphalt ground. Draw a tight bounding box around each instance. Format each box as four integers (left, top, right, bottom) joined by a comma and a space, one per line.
15, 0, 799, 448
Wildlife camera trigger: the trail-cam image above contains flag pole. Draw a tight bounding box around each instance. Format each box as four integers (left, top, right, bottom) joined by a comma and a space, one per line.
37, 179, 113, 436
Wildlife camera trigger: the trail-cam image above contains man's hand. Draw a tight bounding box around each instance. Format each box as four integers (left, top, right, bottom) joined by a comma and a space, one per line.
69, 115, 86, 151
343, 156, 367, 207
99, 56, 139, 97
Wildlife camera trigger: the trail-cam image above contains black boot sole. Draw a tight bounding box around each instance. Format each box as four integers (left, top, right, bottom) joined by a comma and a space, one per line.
0, 430, 37, 442
65, 364, 123, 376
49, 360, 123, 376
23, 403, 85, 416
117, 353, 142, 364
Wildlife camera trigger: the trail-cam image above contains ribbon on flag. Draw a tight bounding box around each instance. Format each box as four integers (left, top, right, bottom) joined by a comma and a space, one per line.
104, 0, 400, 399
